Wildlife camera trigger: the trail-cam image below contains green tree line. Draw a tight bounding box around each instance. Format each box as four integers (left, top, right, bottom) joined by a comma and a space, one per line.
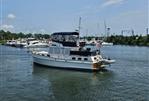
83, 34, 149, 46
0, 30, 149, 46
106, 35, 149, 46
0, 30, 50, 43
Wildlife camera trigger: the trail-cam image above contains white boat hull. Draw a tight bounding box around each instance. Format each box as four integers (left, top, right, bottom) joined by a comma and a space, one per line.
33, 54, 104, 71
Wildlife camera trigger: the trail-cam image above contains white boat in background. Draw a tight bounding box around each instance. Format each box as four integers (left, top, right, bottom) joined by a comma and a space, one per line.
24, 38, 49, 48
25, 40, 49, 48
5, 38, 49, 48
86, 40, 113, 47
6, 40, 26, 47
32, 32, 115, 71
102, 42, 113, 46
6, 40, 16, 46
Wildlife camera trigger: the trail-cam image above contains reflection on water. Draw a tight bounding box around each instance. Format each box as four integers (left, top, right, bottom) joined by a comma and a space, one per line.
33, 64, 114, 101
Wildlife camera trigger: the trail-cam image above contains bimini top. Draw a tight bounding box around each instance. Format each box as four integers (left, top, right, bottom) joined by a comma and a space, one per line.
51, 32, 79, 47
52, 32, 79, 36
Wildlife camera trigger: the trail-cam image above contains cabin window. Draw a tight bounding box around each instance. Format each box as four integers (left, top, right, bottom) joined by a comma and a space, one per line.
72, 57, 76, 60
78, 58, 82, 60
52, 44, 56, 46
47, 54, 50, 57
84, 58, 88, 61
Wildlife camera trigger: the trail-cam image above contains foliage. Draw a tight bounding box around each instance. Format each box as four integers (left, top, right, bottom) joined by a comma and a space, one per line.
0, 30, 149, 46
0, 30, 50, 41
105, 35, 149, 46
82, 34, 149, 46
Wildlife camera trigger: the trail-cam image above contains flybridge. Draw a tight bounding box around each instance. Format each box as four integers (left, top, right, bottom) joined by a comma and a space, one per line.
51, 32, 79, 47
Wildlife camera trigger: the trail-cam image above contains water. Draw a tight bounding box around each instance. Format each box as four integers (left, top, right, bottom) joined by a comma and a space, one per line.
0, 45, 149, 101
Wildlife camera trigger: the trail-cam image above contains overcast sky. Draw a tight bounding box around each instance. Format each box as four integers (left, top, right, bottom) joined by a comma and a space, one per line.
0, 0, 148, 36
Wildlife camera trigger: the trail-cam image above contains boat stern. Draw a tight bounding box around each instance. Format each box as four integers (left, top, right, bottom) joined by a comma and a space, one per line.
92, 62, 106, 70
91, 55, 115, 70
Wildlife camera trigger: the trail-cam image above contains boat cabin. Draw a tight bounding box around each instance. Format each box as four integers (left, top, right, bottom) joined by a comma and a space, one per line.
49, 31, 101, 59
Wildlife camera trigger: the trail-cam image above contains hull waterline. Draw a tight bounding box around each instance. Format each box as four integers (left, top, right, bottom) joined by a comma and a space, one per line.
33, 54, 104, 72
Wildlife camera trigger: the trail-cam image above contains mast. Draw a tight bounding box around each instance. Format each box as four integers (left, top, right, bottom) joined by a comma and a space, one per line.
104, 20, 107, 37
97, 23, 99, 36
78, 17, 81, 34
146, 28, 149, 35
104, 20, 107, 41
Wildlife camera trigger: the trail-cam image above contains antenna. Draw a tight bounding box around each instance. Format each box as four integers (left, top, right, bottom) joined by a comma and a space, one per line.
104, 20, 107, 41
107, 27, 110, 37
78, 17, 81, 34
104, 20, 107, 37
146, 28, 149, 35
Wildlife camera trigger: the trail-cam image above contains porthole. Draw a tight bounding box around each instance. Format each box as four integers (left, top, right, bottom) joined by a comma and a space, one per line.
84, 58, 88, 61
47, 54, 50, 57
72, 57, 76, 60
78, 58, 81, 60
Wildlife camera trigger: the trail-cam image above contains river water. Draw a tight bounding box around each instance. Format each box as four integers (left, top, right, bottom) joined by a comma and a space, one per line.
0, 45, 149, 101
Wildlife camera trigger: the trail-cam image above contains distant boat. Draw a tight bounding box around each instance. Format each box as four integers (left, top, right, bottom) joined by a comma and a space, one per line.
5, 38, 49, 48
5, 40, 16, 46
102, 42, 113, 46
5, 40, 25, 48
86, 41, 113, 47
32, 32, 115, 71
24, 40, 49, 48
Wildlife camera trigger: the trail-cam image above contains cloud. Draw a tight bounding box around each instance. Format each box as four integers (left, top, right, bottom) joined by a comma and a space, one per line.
101, 0, 124, 7
7, 13, 16, 19
1, 24, 14, 30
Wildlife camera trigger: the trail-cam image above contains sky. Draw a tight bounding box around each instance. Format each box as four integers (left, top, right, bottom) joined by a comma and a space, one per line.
0, 0, 148, 36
